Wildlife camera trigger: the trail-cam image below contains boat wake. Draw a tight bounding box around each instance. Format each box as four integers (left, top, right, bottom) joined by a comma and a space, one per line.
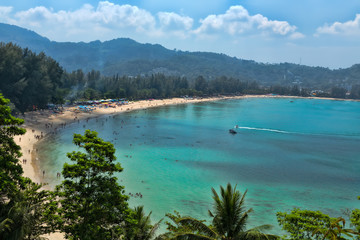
234, 126, 360, 137
235, 126, 292, 134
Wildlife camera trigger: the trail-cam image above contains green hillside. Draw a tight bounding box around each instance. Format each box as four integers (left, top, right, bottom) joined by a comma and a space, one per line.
1, 23, 360, 90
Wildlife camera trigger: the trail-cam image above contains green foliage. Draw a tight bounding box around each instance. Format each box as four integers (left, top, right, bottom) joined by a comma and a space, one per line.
0, 43, 63, 112
63, 70, 268, 102
277, 208, 336, 239
0, 93, 26, 199
55, 130, 134, 240
0, 93, 54, 239
350, 84, 360, 99
330, 86, 347, 99
312, 217, 359, 240
351, 209, 360, 235
1, 181, 55, 240
350, 196, 360, 238
128, 206, 162, 240
161, 183, 277, 240
160, 211, 216, 240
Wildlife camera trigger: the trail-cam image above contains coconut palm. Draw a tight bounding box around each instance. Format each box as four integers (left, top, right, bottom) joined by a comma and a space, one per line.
312, 217, 360, 240
161, 183, 277, 240
0, 181, 53, 240
131, 206, 162, 240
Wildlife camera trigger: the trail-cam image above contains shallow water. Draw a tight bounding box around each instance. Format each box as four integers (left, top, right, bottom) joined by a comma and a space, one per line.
39, 98, 360, 232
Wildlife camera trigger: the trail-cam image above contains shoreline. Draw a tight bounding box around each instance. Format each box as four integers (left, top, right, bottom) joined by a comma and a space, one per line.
13, 94, 360, 240
15, 94, 360, 184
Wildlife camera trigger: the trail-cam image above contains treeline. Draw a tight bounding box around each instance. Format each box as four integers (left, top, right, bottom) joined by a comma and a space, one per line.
1, 43, 360, 113
1, 94, 360, 239
61, 71, 360, 102
61, 71, 265, 101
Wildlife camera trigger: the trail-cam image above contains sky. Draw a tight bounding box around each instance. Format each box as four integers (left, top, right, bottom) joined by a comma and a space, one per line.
1, 0, 360, 69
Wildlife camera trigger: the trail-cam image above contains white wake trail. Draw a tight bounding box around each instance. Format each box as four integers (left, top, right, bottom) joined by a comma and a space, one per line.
235, 126, 292, 134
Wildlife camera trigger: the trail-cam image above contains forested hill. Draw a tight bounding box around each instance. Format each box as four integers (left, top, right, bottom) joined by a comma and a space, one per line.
1, 22, 360, 89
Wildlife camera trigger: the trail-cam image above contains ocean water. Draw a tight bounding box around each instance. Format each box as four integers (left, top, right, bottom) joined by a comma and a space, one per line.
38, 98, 360, 232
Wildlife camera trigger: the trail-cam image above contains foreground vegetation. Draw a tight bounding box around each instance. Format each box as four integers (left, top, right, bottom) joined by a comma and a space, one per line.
0, 93, 359, 239
1, 43, 360, 113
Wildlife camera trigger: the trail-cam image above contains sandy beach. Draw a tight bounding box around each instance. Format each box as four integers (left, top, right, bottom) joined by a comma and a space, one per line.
15, 95, 261, 182
12, 94, 359, 240
15, 94, 360, 184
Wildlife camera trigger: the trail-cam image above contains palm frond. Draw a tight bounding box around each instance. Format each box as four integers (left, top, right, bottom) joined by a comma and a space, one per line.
241, 227, 279, 240
147, 218, 163, 239
0, 218, 13, 233
170, 232, 215, 240
178, 217, 217, 238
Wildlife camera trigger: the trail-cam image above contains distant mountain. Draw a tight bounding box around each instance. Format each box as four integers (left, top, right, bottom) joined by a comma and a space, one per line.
1, 22, 360, 89
0, 23, 51, 51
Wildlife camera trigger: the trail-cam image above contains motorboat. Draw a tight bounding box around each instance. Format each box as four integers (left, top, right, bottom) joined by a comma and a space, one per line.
229, 129, 237, 134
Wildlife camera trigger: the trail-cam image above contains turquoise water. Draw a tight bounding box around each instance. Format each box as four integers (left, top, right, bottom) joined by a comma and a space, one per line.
39, 98, 360, 232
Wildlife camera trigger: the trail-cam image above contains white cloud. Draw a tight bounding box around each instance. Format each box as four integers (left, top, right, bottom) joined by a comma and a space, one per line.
0, 2, 302, 43
316, 14, 360, 36
9, 1, 157, 41
194, 6, 301, 38
289, 32, 305, 40
95, 2, 156, 31
0, 6, 12, 15
157, 12, 193, 38
158, 12, 193, 31
0, 6, 13, 22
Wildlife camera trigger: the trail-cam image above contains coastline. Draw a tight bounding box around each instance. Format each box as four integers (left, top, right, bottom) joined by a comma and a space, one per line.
13, 94, 360, 240
15, 94, 360, 185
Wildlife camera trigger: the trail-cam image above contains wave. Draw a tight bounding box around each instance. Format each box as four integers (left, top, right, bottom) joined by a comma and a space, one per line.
235, 126, 293, 134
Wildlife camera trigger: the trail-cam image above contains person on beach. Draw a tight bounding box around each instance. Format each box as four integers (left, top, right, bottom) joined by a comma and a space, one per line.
43, 170, 45, 177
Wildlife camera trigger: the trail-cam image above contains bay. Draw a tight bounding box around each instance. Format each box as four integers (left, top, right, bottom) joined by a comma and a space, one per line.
39, 98, 360, 232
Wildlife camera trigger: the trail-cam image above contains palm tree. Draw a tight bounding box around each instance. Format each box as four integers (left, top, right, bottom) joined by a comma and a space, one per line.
161, 183, 277, 240
312, 217, 360, 240
131, 206, 162, 240
0, 182, 53, 240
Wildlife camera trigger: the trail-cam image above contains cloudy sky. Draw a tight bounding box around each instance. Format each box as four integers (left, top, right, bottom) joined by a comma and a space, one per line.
1, 0, 360, 69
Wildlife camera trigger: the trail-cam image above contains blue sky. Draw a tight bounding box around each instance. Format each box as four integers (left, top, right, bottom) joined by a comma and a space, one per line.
1, 0, 360, 68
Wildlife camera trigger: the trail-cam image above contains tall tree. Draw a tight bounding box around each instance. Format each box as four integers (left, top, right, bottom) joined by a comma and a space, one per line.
194, 76, 208, 93
55, 130, 134, 240
161, 183, 277, 240
0, 93, 26, 200
0, 93, 54, 239
0, 93, 26, 238
0, 43, 63, 112
1, 181, 56, 240
129, 206, 161, 240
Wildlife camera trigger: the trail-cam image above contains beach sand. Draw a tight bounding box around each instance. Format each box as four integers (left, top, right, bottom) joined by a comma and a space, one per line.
13, 94, 358, 239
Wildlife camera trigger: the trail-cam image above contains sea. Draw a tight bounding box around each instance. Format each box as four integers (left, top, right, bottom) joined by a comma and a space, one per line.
38, 97, 360, 233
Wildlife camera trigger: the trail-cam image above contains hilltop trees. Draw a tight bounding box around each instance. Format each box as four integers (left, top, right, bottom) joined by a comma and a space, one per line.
0, 43, 63, 112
